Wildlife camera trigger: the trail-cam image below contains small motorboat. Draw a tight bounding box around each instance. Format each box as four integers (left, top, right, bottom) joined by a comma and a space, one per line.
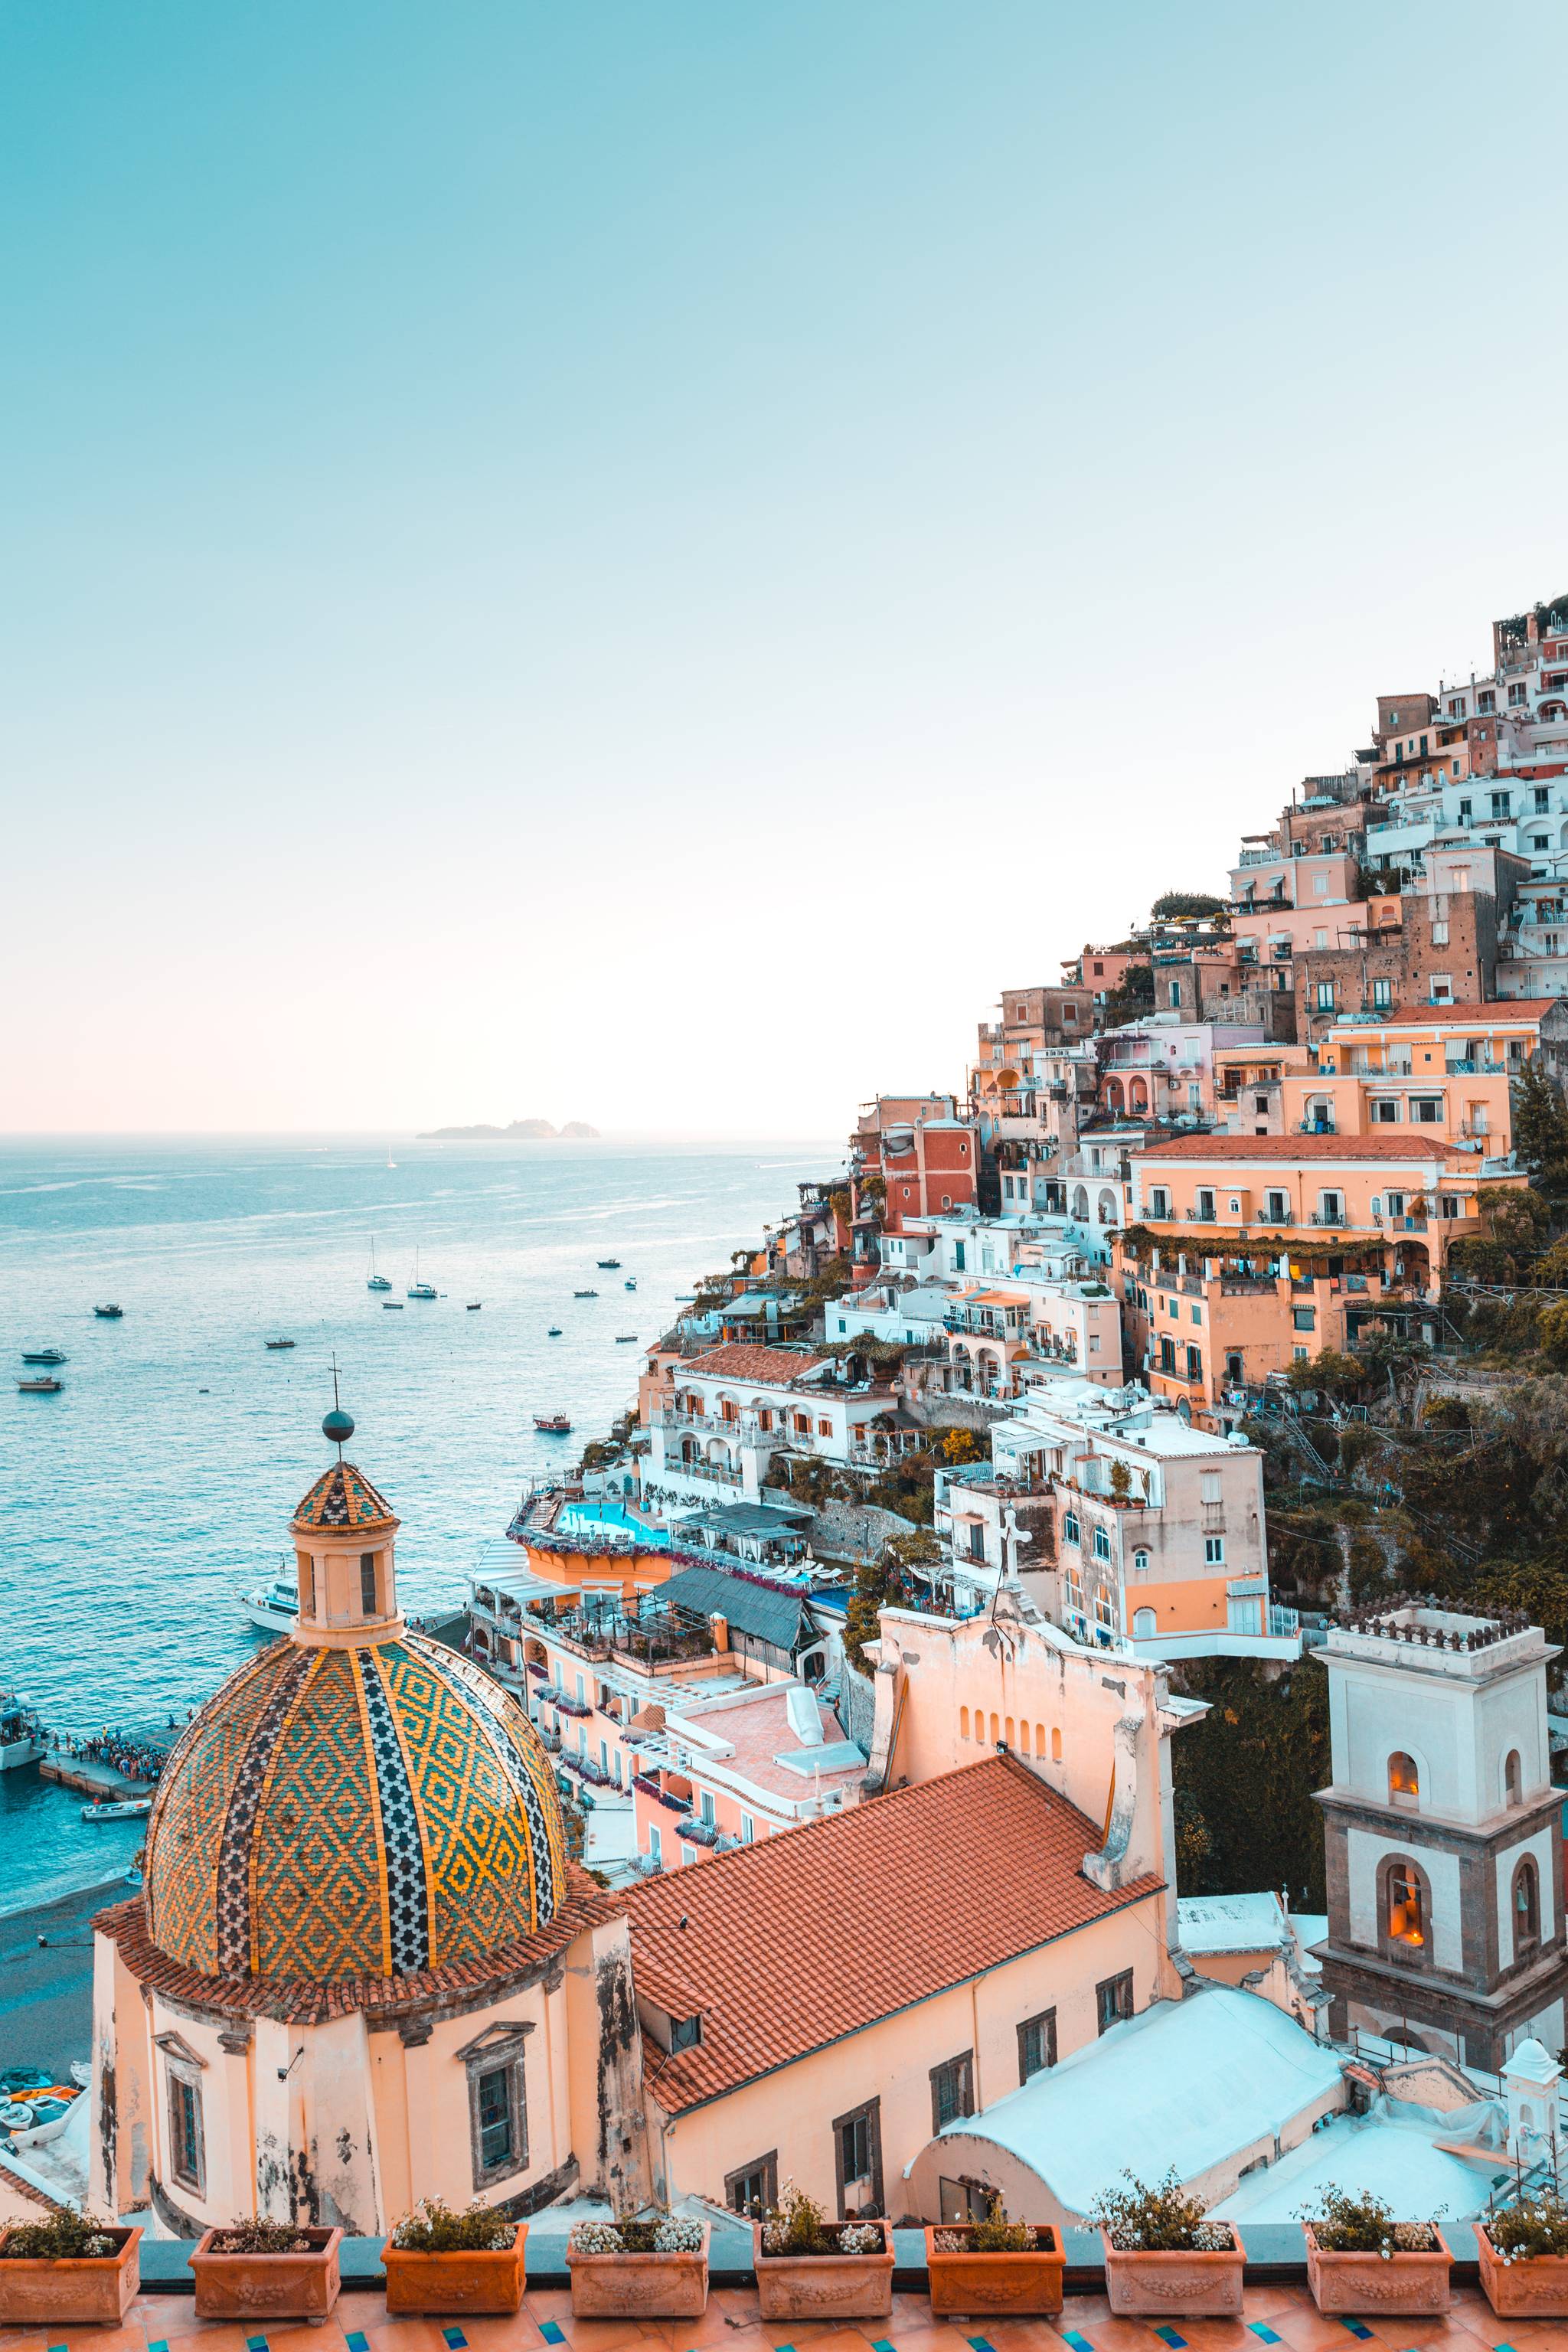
265, 1338, 296, 1350
573, 1288, 599, 1298
367, 1238, 392, 1292
382, 1300, 404, 1309
466, 1300, 482, 1311
240, 1572, 299, 1634
93, 1304, 123, 1318
81, 1798, 152, 1823
547, 1325, 563, 1337
596, 1258, 622, 1269
18, 1377, 62, 1393
614, 1333, 639, 1344
21, 1348, 66, 1365
624, 1278, 637, 1291
534, 1413, 572, 1433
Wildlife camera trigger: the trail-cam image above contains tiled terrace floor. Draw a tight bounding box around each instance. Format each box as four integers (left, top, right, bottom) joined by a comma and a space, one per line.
0, 2283, 1560, 2352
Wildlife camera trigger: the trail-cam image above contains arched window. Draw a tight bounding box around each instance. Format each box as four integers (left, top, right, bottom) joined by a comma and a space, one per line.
1004, 1716, 1015, 1748
1035, 1721, 1047, 1757
1132, 1547, 1151, 1573
1050, 1726, 1063, 1763
989, 1712, 1000, 1746
1132, 1606, 1157, 1639
1514, 1857, 1541, 1958
1387, 1751, 1419, 1807
1383, 1856, 1427, 1949
1017, 1720, 1031, 1756
959, 1706, 969, 1740
1505, 1749, 1523, 1806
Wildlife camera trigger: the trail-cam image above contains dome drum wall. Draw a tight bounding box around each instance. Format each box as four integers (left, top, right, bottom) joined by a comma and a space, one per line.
145, 1629, 568, 1985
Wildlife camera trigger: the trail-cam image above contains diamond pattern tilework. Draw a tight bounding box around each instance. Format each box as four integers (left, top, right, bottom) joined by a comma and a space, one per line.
251, 1648, 385, 1979
425, 1636, 565, 1920
145, 1643, 287, 1974
381, 1641, 556, 1963
142, 1607, 564, 1983
292, 1459, 395, 1530
358, 1646, 430, 1974
214, 1645, 314, 1975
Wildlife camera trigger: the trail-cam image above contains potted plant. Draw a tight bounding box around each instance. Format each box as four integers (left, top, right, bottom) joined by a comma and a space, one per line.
1301, 2188, 1450, 2314
0, 2212, 142, 2324
753, 2183, 894, 2321
191, 2216, 343, 2321
566, 2210, 709, 2317
384, 2198, 528, 2314
926, 2197, 1063, 2317
1092, 2171, 1246, 2317
1475, 2186, 1568, 2319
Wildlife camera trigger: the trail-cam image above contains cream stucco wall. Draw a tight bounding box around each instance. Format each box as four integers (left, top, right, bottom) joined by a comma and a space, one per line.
650, 1898, 1165, 2220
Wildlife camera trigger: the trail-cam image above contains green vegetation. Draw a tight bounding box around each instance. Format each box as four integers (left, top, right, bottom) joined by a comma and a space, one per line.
0, 2212, 120, 2260
1150, 891, 1230, 922
1485, 2184, 1568, 2260
1303, 2187, 1440, 2255
1168, 1659, 1331, 1906
390, 2199, 515, 2253
1092, 2170, 1233, 2253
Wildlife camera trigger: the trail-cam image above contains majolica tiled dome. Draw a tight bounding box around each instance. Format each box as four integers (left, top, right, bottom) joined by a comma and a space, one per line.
145, 1599, 567, 1985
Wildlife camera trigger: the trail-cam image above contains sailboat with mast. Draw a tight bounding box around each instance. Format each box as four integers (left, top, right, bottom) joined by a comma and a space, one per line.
366, 1239, 392, 1292
407, 1248, 437, 1301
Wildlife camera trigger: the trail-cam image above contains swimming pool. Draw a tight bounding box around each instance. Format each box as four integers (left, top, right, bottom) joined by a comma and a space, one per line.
556, 1500, 671, 1547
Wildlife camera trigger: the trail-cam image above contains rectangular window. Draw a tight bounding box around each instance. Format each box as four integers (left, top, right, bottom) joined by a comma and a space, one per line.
817, 1417, 833, 1437
360, 1552, 377, 1613
1204, 1534, 1225, 1565
1185, 1345, 1203, 1380
1062, 1510, 1080, 1545
648, 1823, 662, 1865
1411, 1097, 1442, 1123
471, 2057, 526, 2184
832, 2098, 883, 2218
1197, 1188, 1215, 1220
1096, 1971, 1135, 2034
726, 2153, 778, 2218
930, 2052, 975, 2132
1292, 1307, 1316, 1331
1018, 2009, 1057, 2082
1316, 982, 1335, 1010
1371, 1098, 1399, 1122
1372, 978, 1392, 1008
670, 2012, 701, 2050
740, 1813, 754, 1843
168, 2066, 205, 2194
700, 1788, 716, 1826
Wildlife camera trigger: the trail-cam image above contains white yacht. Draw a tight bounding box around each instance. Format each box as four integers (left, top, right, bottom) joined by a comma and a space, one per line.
0, 1690, 46, 1771
239, 1570, 299, 1635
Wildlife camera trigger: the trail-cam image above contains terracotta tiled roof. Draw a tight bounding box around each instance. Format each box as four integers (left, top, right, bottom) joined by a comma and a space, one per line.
612, 1754, 1162, 2115
682, 1344, 828, 1384
1131, 1133, 1472, 1163
0, 2161, 61, 2215
291, 1459, 397, 1531
93, 1864, 615, 2025
1364, 1001, 1558, 1026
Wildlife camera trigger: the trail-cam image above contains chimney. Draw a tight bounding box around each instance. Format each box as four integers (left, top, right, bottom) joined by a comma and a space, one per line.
708, 1612, 730, 1653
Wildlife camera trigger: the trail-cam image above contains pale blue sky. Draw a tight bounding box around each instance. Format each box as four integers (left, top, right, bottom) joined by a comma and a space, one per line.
4, 2, 1565, 1134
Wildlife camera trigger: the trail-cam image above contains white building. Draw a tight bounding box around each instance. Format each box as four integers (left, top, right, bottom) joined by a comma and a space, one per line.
642, 1341, 904, 1511
1314, 1603, 1568, 2072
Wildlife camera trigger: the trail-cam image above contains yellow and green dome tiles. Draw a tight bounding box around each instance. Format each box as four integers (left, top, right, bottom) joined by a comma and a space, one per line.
145, 1635, 566, 1982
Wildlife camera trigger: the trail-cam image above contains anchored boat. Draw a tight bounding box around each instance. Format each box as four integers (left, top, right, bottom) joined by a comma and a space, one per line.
265, 1338, 296, 1350
533, 1413, 572, 1433
407, 1248, 436, 1301
93, 1304, 123, 1318
0, 1692, 47, 1771
240, 1571, 299, 1634
21, 1348, 66, 1365
18, 1377, 62, 1394
367, 1239, 392, 1292
82, 1798, 152, 1823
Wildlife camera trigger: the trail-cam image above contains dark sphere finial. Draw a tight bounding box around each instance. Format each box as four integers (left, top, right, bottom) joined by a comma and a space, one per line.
323, 1407, 354, 1448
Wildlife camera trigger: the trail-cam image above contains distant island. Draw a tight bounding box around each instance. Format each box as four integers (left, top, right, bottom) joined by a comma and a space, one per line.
417, 1119, 601, 1140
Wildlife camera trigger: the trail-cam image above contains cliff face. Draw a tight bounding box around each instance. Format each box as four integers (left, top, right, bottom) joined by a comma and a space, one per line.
416, 1119, 601, 1139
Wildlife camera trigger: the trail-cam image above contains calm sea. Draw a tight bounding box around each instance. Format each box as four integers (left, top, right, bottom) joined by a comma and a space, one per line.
0, 1133, 835, 1906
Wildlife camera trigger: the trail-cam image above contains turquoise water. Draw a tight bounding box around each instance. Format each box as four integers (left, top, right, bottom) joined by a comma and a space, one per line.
556, 1499, 670, 1544
0, 1133, 834, 1904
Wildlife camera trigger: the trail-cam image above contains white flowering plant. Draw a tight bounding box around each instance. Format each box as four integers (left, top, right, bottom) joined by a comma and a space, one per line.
567, 2211, 704, 2255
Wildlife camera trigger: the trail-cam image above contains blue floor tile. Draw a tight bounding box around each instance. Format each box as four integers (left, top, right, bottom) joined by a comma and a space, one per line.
966, 2338, 998, 2352
871, 2340, 897, 2349
442, 2332, 468, 2350
1153, 2332, 1187, 2349
539, 2326, 567, 2347
346, 2334, 370, 2352
1340, 2328, 1374, 2344
1248, 2331, 1283, 2347
1060, 2334, 1095, 2352
148, 2341, 170, 2352
245, 2337, 269, 2352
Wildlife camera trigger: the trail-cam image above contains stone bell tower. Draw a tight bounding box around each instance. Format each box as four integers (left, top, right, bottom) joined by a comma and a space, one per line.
1313, 1602, 1566, 2072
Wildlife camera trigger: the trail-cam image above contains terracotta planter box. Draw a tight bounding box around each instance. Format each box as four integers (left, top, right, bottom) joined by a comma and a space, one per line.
752, 2218, 895, 2320
567, 2223, 709, 2318
0, 2226, 141, 2324
925, 2223, 1063, 2317
191, 2225, 343, 2321
1102, 2226, 1246, 2317
1303, 2222, 1451, 2314
384, 2223, 528, 2314
1478, 2221, 1568, 2318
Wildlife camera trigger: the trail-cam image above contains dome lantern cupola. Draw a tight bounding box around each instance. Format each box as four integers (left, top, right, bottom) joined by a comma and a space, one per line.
288, 1389, 400, 1644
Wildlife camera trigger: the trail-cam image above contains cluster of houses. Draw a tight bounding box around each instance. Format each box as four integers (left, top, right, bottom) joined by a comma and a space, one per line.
49, 599, 1568, 2252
